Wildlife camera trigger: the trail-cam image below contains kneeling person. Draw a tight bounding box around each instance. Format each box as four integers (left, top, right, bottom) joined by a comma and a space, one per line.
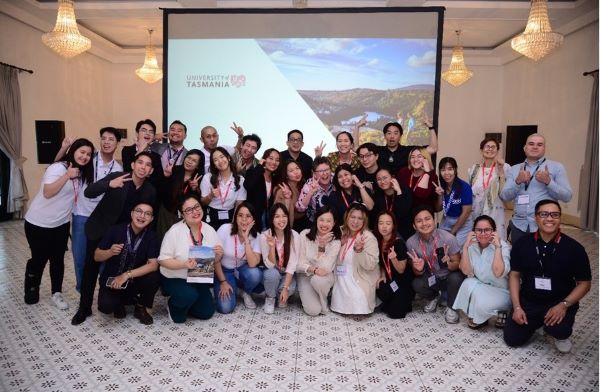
96, 202, 160, 325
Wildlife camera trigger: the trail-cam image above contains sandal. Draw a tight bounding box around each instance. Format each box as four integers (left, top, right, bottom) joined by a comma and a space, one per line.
467, 318, 487, 329
495, 311, 507, 328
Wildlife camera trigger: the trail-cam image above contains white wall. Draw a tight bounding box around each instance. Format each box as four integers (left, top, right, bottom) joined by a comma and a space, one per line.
502, 22, 598, 219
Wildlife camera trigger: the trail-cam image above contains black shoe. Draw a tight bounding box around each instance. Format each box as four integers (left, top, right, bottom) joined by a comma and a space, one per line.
71, 308, 92, 325
134, 305, 153, 325
24, 290, 39, 305
113, 305, 126, 319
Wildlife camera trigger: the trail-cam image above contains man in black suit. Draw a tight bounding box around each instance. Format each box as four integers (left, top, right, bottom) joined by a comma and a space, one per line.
71, 152, 157, 325
121, 119, 164, 187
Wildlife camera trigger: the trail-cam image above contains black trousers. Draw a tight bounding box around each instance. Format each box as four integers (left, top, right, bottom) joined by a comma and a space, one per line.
98, 271, 160, 314
77, 238, 102, 312
504, 297, 579, 347
24, 221, 70, 295
412, 270, 465, 307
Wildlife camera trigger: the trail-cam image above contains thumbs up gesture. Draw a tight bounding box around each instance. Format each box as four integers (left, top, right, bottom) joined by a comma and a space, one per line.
535, 165, 551, 185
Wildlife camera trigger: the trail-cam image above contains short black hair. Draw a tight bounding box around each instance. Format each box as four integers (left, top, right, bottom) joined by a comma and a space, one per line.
535, 199, 561, 214
472, 214, 496, 231
479, 137, 499, 150
336, 131, 354, 145
287, 129, 303, 140
135, 119, 156, 133
357, 142, 379, 155
134, 151, 154, 163
170, 120, 187, 133
412, 205, 435, 222
242, 133, 262, 150
99, 127, 122, 142
312, 156, 331, 172
382, 122, 403, 136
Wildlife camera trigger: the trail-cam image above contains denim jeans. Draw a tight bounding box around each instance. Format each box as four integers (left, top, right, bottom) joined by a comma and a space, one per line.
214, 264, 263, 314
71, 214, 88, 292
439, 215, 474, 248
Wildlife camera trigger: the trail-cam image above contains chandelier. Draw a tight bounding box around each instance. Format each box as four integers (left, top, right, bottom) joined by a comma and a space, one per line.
42, 0, 91, 58
442, 31, 473, 87
511, 0, 563, 61
136, 29, 163, 84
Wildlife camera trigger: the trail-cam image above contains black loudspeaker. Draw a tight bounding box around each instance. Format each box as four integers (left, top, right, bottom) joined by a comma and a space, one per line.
35, 120, 65, 164
505, 125, 537, 166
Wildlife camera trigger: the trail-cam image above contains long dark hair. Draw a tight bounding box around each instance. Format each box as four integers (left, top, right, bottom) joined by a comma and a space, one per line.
438, 156, 462, 197
60, 138, 95, 185
277, 159, 304, 191
268, 203, 292, 269
230, 201, 258, 238
373, 211, 400, 253
306, 205, 342, 241
209, 147, 240, 190
333, 163, 354, 191
262, 148, 281, 183
166, 149, 204, 211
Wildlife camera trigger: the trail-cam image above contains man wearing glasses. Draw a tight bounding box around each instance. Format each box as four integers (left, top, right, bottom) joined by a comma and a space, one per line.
95, 202, 160, 325
500, 134, 572, 245
280, 129, 314, 180
355, 143, 380, 192
504, 200, 591, 353
72, 152, 157, 325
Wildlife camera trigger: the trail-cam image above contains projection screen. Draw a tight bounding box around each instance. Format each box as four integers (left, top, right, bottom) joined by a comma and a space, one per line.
165, 7, 444, 155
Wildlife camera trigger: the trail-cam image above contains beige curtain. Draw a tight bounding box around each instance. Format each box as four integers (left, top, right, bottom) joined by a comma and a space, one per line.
578, 71, 598, 232
0, 65, 28, 217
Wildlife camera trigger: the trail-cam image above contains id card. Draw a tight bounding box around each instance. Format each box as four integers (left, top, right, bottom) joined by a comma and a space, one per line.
534, 276, 552, 290
218, 210, 229, 220
336, 265, 347, 276
517, 194, 530, 205
427, 274, 437, 287
390, 280, 399, 292
233, 268, 240, 280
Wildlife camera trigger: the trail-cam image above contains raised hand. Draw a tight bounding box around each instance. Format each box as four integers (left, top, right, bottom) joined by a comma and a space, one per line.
352, 175, 363, 188
265, 232, 276, 249
314, 141, 326, 158
110, 243, 124, 256
441, 244, 450, 264
391, 178, 402, 195
354, 234, 365, 253
388, 246, 397, 261
407, 249, 425, 272
535, 165, 551, 185
66, 163, 79, 179
164, 162, 174, 178
422, 112, 432, 128
154, 132, 165, 142
422, 156, 431, 172
317, 232, 334, 248
465, 231, 477, 247
516, 164, 532, 185
356, 113, 368, 128
213, 245, 224, 262
188, 174, 201, 191
230, 122, 244, 138
61, 136, 75, 149
211, 186, 221, 200
490, 231, 501, 247
432, 180, 444, 195
109, 173, 133, 189
279, 183, 292, 199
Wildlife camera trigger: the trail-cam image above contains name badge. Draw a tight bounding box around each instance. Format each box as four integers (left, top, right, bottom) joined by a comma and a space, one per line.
390, 280, 399, 292
336, 265, 347, 276
517, 194, 530, 205
233, 268, 240, 280
218, 210, 229, 220
534, 276, 552, 290
427, 274, 436, 287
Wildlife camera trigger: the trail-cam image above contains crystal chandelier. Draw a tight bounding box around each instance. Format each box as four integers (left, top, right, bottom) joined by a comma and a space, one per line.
42, 0, 91, 58
511, 0, 563, 61
136, 29, 163, 84
442, 31, 473, 87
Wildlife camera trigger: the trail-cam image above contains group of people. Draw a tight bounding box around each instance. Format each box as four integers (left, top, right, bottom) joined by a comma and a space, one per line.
23, 116, 591, 354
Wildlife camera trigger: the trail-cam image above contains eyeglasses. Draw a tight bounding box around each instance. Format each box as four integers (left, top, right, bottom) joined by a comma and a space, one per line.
288, 137, 303, 143
536, 211, 561, 219
474, 228, 493, 234
483, 145, 498, 150
358, 152, 374, 160
133, 208, 153, 218
314, 168, 330, 174
183, 204, 202, 215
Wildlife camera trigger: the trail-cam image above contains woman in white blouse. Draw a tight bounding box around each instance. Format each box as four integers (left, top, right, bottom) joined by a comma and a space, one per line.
259, 203, 300, 314
214, 201, 263, 313
296, 206, 342, 316
158, 194, 224, 323
200, 147, 247, 230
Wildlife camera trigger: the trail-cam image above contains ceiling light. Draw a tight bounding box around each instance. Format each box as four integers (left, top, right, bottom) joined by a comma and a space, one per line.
442, 31, 473, 87
136, 29, 163, 84
511, 0, 564, 61
42, 0, 91, 58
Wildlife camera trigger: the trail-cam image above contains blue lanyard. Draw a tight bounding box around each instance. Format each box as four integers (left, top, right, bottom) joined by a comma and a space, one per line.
442, 189, 456, 216
524, 158, 546, 191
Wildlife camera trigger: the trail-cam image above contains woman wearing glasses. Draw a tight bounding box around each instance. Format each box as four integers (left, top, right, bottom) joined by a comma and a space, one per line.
452, 215, 511, 329
158, 194, 224, 323
467, 137, 510, 240
296, 157, 334, 224
397, 148, 439, 211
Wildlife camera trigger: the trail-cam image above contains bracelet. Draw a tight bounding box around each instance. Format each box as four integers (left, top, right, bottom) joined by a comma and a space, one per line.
219, 279, 226, 283
126, 271, 132, 279
514, 306, 522, 311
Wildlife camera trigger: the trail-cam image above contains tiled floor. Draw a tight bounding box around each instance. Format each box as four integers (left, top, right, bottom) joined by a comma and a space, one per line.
0, 220, 597, 392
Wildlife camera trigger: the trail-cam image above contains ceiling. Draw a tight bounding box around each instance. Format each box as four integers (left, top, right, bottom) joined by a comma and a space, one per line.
2, 0, 597, 64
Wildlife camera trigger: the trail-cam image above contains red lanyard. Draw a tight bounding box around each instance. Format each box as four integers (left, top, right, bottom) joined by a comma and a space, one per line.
381, 240, 393, 280
409, 172, 424, 191
234, 235, 247, 268
419, 236, 438, 272
339, 232, 359, 262
219, 177, 233, 208
276, 239, 285, 269
481, 162, 496, 190
340, 191, 351, 208
71, 178, 80, 205
384, 194, 394, 213
187, 223, 203, 245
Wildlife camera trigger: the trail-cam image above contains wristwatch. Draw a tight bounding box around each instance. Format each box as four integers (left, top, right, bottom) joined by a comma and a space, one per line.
561, 300, 571, 308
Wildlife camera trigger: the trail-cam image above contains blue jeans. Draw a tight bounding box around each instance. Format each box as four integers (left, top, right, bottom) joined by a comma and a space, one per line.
71, 215, 88, 292
440, 215, 473, 248
214, 264, 263, 314
161, 276, 215, 323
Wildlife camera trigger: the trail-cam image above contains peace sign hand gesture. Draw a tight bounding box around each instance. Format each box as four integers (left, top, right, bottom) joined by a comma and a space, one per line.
314, 141, 326, 158
432, 180, 444, 195
407, 249, 425, 272
188, 174, 201, 191
109, 173, 133, 189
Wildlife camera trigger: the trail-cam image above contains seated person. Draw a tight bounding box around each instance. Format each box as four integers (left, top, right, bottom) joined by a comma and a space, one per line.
503, 200, 591, 353
96, 202, 160, 325
158, 194, 223, 323
453, 215, 511, 329
406, 205, 464, 324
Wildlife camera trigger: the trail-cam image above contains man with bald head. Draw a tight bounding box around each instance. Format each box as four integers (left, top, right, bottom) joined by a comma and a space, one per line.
199, 125, 237, 173
500, 134, 572, 245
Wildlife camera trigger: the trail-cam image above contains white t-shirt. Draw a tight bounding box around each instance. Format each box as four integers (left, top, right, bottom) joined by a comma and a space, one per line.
200, 173, 247, 210
25, 162, 76, 228
216, 223, 261, 270
259, 229, 300, 274
73, 154, 123, 217
158, 220, 222, 279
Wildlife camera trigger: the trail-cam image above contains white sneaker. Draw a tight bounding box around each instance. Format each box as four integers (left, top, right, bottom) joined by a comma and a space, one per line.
424, 295, 440, 313
241, 292, 257, 309
555, 338, 572, 353
51, 292, 69, 310
263, 297, 275, 314
444, 308, 459, 324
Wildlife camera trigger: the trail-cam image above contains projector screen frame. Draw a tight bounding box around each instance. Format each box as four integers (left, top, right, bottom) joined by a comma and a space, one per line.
162, 6, 445, 149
